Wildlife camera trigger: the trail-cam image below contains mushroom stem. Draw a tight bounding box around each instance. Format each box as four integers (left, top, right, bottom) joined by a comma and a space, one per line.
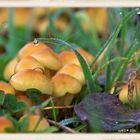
63, 94, 75, 106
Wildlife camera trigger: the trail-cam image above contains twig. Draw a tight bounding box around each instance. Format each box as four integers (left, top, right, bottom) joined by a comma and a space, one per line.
48, 119, 79, 133
43, 105, 74, 110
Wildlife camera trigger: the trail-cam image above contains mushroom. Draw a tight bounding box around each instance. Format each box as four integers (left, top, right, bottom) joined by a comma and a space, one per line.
4, 57, 18, 81
16, 91, 33, 107
18, 42, 48, 60
0, 116, 14, 133
52, 73, 82, 97
31, 48, 62, 71
58, 63, 85, 85
10, 69, 52, 95
15, 56, 45, 73
20, 115, 49, 132
58, 48, 94, 66
0, 81, 15, 95
52, 73, 82, 105
119, 80, 140, 103
77, 48, 94, 64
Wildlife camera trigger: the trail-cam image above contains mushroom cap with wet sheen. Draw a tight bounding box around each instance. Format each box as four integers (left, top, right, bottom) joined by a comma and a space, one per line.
52, 73, 82, 97
31, 48, 62, 70
18, 42, 47, 59
10, 69, 52, 95
4, 57, 18, 81
58, 63, 85, 85
0, 81, 15, 95
15, 56, 45, 73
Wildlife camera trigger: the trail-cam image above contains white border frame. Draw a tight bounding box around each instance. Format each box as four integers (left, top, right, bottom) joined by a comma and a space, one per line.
0, 134, 140, 140
0, 0, 140, 7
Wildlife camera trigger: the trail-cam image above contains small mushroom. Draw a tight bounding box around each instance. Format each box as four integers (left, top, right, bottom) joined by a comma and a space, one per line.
16, 91, 33, 107
15, 56, 45, 73
58, 63, 85, 85
0, 81, 15, 95
31, 48, 62, 71
119, 80, 140, 103
18, 42, 47, 59
77, 48, 94, 64
0, 116, 14, 133
28, 115, 49, 132
4, 57, 18, 81
58, 48, 94, 66
10, 69, 52, 95
52, 73, 82, 97
20, 115, 49, 132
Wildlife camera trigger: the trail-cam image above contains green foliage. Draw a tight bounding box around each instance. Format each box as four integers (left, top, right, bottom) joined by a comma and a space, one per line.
26, 88, 43, 105
0, 92, 27, 115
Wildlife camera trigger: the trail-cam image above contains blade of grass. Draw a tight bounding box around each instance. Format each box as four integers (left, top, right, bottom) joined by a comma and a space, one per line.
50, 99, 57, 126
105, 57, 112, 91
7, 8, 15, 55
111, 40, 138, 84
90, 8, 139, 70
92, 57, 128, 80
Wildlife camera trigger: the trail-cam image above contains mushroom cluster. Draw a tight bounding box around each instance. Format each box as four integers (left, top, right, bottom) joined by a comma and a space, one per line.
2, 41, 94, 106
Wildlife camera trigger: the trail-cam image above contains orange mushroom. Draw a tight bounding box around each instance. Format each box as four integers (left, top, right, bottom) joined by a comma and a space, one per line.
31, 48, 62, 71
119, 80, 140, 103
15, 56, 45, 73
4, 57, 18, 81
58, 48, 94, 66
10, 69, 52, 95
0, 116, 14, 133
0, 81, 15, 95
20, 115, 49, 132
52, 73, 82, 97
58, 63, 85, 85
18, 42, 47, 60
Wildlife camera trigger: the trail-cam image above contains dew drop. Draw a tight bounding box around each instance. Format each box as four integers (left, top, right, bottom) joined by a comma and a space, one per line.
33, 38, 39, 46
137, 11, 140, 15
120, 12, 122, 15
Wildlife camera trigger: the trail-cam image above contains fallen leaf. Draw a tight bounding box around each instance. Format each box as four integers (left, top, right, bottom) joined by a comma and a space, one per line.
74, 93, 140, 132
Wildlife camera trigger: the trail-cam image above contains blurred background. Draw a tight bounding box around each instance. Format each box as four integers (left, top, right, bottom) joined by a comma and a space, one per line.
0, 8, 139, 80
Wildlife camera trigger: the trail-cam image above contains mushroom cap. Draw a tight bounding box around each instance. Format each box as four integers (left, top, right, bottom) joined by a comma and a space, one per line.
119, 80, 140, 103
15, 56, 45, 73
4, 57, 18, 81
16, 91, 33, 107
118, 84, 129, 103
58, 64, 85, 85
52, 73, 82, 97
26, 115, 50, 132
58, 48, 94, 66
18, 42, 47, 59
10, 69, 52, 95
0, 116, 14, 133
31, 48, 62, 70
0, 81, 15, 95
77, 48, 94, 64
